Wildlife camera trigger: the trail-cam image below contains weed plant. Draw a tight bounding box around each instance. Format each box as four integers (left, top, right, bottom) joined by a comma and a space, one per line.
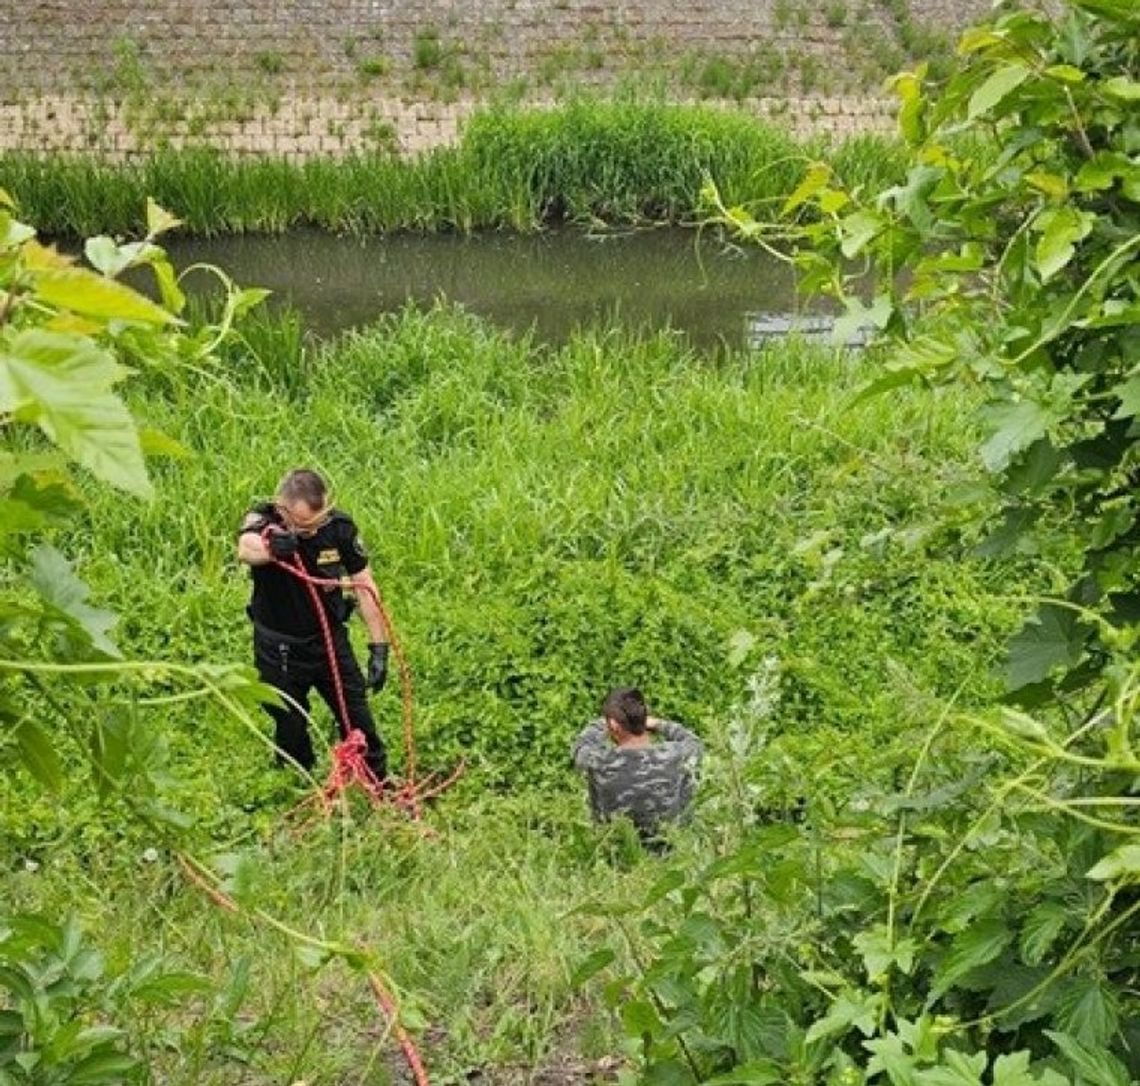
0, 103, 906, 237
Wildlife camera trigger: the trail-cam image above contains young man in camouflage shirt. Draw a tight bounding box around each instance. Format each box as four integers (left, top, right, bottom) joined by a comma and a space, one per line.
572, 686, 703, 846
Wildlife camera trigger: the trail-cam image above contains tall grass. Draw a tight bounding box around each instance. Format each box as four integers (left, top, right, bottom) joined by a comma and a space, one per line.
0, 102, 906, 236
55, 303, 1026, 795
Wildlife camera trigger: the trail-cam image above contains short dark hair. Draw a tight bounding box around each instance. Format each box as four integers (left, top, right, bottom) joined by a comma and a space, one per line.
277, 468, 328, 509
602, 686, 648, 736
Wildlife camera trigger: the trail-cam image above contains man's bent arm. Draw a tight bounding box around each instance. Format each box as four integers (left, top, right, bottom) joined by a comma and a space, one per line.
655, 719, 703, 760
351, 568, 389, 645
237, 513, 272, 566
572, 720, 608, 771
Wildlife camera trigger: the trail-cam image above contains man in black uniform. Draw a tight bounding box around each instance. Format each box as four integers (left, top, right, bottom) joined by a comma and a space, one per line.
237, 468, 389, 780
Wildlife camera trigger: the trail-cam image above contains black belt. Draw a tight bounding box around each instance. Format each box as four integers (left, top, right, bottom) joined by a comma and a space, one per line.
251, 618, 342, 646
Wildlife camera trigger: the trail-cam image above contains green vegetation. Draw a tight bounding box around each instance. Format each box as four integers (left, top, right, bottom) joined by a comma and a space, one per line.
253, 50, 285, 77
0, 102, 905, 237
3, 2, 1136, 1083
636, 0, 1140, 1080
1, 191, 1025, 1084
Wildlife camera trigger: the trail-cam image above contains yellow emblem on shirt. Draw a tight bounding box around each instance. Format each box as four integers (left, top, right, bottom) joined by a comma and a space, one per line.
316, 549, 340, 565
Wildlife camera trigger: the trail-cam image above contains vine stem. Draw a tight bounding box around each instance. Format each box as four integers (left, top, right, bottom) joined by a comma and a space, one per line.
954, 894, 1140, 1035
1008, 232, 1140, 368
881, 680, 967, 1029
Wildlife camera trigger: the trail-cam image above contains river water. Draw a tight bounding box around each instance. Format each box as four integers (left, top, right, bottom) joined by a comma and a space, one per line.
166, 227, 829, 350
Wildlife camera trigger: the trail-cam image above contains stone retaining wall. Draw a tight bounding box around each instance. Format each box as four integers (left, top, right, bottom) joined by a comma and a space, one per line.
2, 1, 993, 96
0, 94, 898, 160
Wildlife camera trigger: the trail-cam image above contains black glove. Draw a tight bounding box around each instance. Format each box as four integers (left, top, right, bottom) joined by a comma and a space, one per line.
268, 529, 299, 559
366, 642, 389, 693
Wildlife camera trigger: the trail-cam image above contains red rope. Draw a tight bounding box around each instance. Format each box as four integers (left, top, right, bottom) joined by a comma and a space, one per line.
259, 529, 461, 816
369, 973, 431, 1086
177, 854, 429, 1086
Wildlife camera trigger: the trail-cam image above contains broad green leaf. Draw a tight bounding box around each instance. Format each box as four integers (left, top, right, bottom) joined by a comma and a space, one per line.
23, 240, 73, 270
1019, 900, 1068, 965
1101, 76, 1140, 101
138, 426, 190, 459
957, 28, 1004, 54
233, 286, 271, 317
84, 236, 135, 278
915, 1049, 987, 1086
0, 469, 81, 537
621, 998, 661, 1038
703, 1061, 782, 1086
968, 65, 1031, 120
1075, 152, 1137, 192
145, 197, 182, 238
32, 267, 176, 325
838, 210, 885, 259
805, 990, 880, 1043
881, 166, 942, 232
833, 293, 892, 346
992, 1050, 1065, 1086
0, 212, 35, 247
818, 188, 850, 214
0, 330, 151, 496
1044, 64, 1085, 83
1110, 375, 1140, 418
14, 719, 63, 791
1025, 172, 1068, 200
1055, 976, 1118, 1047
68, 1051, 139, 1083
1004, 437, 1062, 495
570, 948, 615, 988
1086, 842, 1140, 881
1004, 604, 1089, 691
865, 1032, 920, 1086
1034, 207, 1094, 281
642, 1061, 694, 1086
150, 257, 186, 314
1089, 502, 1132, 549
978, 399, 1056, 472
130, 971, 212, 1004
30, 544, 121, 658
782, 163, 830, 216
1045, 1030, 1130, 1086
853, 926, 916, 980
889, 69, 927, 144
73, 1024, 125, 1049
931, 919, 1012, 999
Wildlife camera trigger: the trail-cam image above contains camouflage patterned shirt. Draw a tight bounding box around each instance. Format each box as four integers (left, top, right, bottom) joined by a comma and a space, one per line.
571, 719, 703, 838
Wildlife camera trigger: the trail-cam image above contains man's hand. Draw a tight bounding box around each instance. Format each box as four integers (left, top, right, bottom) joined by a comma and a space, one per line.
268, 529, 299, 559
366, 642, 389, 693
646, 716, 660, 732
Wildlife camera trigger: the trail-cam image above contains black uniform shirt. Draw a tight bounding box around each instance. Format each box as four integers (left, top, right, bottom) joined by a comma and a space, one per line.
240, 502, 370, 638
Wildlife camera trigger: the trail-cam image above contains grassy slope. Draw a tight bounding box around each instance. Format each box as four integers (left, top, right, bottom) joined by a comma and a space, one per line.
3, 305, 1028, 1081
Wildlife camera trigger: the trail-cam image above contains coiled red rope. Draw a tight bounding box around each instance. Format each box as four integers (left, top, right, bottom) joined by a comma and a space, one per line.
260, 529, 463, 819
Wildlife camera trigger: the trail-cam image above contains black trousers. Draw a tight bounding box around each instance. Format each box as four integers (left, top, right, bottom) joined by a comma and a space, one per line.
253, 624, 388, 779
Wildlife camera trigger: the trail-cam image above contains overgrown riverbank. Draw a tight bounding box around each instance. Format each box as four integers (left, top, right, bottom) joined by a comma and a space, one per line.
0, 102, 906, 236
2, 303, 1030, 1079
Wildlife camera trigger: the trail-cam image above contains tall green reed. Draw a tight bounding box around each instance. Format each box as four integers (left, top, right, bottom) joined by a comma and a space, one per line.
1, 102, 906, 237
